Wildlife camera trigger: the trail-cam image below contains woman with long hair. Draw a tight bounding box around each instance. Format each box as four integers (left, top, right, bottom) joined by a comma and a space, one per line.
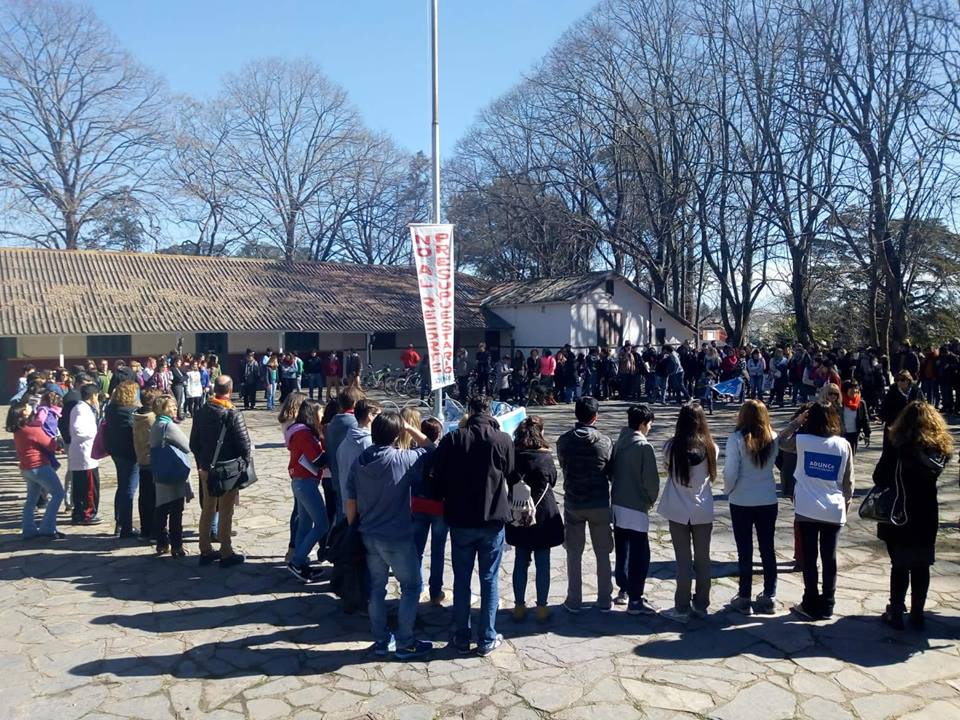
507, 416, 564, 623
277, 392, 307, 563
104, 380, 142, 540
398, 407, 422, 450
788, 403, 855, 620
284, 398, 328, 582
875, 401, 953, 630
656, 403, 719, 623
724, 400, 779, 615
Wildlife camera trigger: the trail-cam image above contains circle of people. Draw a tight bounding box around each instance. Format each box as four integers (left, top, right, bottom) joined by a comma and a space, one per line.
5, 339, 956, 660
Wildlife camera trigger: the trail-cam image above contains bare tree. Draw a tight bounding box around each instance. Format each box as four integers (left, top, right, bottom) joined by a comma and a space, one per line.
0, 0, 166, 249
221, 58, 361, 261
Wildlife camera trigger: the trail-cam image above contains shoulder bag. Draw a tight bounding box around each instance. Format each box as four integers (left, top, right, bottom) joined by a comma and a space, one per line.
206, 411, 258, 496
150, 422, 192, 485
859, 459, 908, 526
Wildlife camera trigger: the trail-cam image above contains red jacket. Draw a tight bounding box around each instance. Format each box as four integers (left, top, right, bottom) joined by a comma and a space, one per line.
401, 348, 421, 369
285, 424, 325, 480
14, 425, 58, 470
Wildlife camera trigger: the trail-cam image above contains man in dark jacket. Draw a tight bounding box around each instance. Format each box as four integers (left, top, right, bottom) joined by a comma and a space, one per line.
557, 396, 614, 612
189, 375, 251, 568
431, 395, 514, 656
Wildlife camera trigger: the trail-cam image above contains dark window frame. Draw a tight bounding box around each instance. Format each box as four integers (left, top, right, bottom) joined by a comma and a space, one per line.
87, 334, 132, 357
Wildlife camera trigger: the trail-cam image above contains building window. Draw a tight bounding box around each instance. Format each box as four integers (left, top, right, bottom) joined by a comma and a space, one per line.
196, 332, 228, 357
604, 279, 615, 296
371, 332, 397, 350
597, 309, 623, 348
655, 328, 667, 345
284, 332, 320, 353
87, 335, 131, 357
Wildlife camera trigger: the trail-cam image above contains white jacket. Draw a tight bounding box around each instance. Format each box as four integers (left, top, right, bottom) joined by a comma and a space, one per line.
68, 401, 99, 472
793, 434, 854, 525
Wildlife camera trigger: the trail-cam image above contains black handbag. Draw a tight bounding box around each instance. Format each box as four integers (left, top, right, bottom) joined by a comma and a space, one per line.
207, 412, 247, 497
859, 459, 908, 526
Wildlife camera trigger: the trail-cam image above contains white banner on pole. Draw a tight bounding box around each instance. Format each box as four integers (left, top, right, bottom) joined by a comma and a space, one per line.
409, 223, 455, 390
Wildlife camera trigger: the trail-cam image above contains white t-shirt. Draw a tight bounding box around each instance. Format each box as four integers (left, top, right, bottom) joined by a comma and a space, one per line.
842, 407, 858, 433
186, 370, 203, 398
613, 505, 649, 532
68, 401, 99, 471
794, 434, 854, 525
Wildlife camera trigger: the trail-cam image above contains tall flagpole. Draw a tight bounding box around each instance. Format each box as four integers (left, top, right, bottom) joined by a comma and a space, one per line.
431, 0, 444, 422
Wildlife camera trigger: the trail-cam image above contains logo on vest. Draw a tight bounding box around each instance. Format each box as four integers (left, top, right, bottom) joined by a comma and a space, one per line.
804, 451, 841, 481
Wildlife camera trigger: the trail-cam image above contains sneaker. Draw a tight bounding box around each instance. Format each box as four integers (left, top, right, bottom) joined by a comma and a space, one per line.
690, 607, 709, 620
449, 637, 472, 654
118, 528, 140, 540
512, 604, 527, 622
219, 553, 245, 568
753, 593, 779, 615
791, 602, 821, 621
430, 592, 446, 607
729, 595, 753, 616
614, 589, 630, 606
373, 635, 396, 657
198, 552, 221, 566
662, 607, 690, 624
80, 516, 103, 526
561, 601, 583, 614
156, 544, 170, 556
476, 635, 503, 657
881, 606, 905, 631
395, 639, 433, 661
40, 531, 67, 540
171, 548, 187, 559
627, 598, 659, 616
535, 606, 551, 623
286, 562, 312, 583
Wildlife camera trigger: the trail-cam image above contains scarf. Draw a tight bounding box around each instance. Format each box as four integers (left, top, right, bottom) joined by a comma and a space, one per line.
843, 392, 861, 411
209, 395, 234, 410
157, 414, 174, 424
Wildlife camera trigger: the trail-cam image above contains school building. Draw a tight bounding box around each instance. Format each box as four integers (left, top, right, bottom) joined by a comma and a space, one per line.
0, 248, 695, 391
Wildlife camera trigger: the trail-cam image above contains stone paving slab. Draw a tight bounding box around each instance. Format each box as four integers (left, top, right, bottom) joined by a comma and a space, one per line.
1, 397, 958, 719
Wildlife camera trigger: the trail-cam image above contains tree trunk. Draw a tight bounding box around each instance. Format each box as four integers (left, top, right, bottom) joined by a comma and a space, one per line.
790, 248, 814, 345
63, 208, 80, 250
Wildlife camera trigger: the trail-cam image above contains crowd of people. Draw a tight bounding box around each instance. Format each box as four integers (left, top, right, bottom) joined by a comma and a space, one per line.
4, 337, 958, 661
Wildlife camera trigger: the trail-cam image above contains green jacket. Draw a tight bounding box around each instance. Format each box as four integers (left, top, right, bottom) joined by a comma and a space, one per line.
610, 428, 661, 513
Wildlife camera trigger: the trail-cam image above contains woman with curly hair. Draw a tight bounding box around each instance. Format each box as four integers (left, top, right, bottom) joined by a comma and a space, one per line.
105, 380, 142, 540
874, 401, 953, 630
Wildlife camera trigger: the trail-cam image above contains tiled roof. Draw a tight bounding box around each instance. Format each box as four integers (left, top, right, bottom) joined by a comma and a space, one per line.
482, 271, 614, 305
0, 248, 509, 337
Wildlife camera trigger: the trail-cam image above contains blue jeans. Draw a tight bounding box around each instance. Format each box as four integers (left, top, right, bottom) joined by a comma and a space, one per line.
450, 525, 504, 645
113, 456, 140, 534
363, 535, 422, 647
21, 465, 64, 537
307, 373, 325, 399
413, 512, 448, 599
291, 479, 329, 567
265, 382, 276, 410
513, 546, 550, 606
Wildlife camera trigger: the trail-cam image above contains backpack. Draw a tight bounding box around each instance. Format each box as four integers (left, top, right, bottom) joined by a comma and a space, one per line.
508, 474, 546, 527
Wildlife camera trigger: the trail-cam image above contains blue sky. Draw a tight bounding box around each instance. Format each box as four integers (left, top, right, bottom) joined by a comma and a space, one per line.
87, 0, 598, 156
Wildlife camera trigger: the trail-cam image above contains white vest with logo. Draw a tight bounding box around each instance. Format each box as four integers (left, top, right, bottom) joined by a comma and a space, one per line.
793, 434, 852, 525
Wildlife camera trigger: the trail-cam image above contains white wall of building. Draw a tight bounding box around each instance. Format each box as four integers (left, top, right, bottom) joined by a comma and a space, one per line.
484, 303, 573, 351
17, 336, 85, 359
488, 278, 694, 353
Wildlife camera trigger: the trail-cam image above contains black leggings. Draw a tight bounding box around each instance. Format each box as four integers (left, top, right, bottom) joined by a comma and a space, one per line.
890, 565, 931, 614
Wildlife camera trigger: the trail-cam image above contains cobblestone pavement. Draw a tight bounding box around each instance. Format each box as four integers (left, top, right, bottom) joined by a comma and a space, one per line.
1, 397, 959, 720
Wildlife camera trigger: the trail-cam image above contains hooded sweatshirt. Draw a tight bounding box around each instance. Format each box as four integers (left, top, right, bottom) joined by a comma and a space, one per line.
346, 444, 427, 541
336, 425, 373, 502
557, 423, 613, 510
285, 423, 325, 480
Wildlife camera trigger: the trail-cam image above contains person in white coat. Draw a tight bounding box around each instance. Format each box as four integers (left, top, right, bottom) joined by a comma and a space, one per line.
68, 384, 102, 525
657, 403, 719, 623
783, 402, 854, 621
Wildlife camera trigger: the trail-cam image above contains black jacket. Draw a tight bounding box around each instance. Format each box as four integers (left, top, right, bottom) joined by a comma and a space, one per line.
556, 423, 613, 510
431, 414, 514, 529
108, 366, 137, 395
189, 400, 252, 471
880, 385, 921, 430
104, 403, 137, 461
505, 449, 564, 550
873, 443, 948, 560
59, 388, 82, 445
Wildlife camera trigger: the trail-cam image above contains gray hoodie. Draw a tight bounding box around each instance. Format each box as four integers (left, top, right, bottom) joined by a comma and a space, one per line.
610, 428, 661, 513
